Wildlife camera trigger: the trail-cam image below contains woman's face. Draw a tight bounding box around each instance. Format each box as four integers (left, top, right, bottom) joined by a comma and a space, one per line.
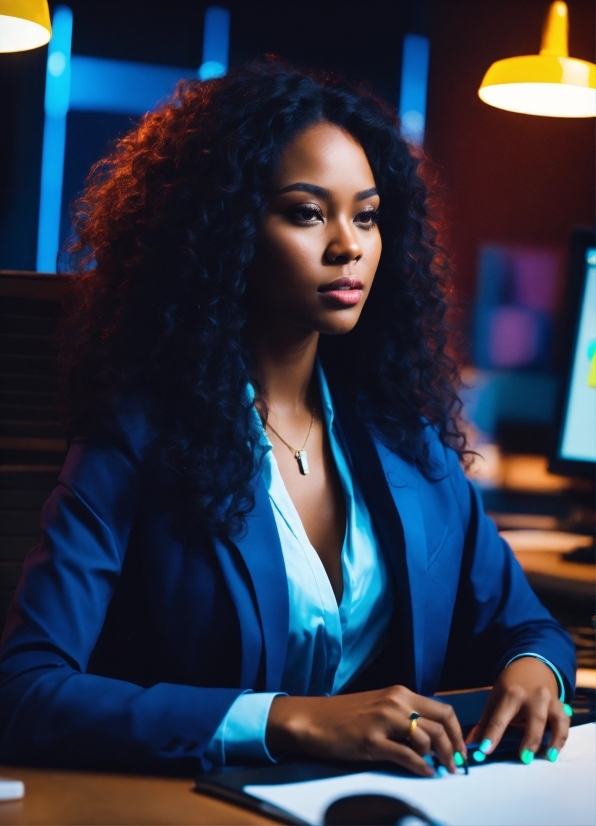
250, 121, 382, 337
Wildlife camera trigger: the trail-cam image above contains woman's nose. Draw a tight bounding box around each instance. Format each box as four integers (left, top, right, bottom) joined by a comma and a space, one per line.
324, 220, 362, 264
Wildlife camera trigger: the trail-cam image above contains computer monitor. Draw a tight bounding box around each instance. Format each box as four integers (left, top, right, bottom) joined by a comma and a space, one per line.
550, 228, 596, 479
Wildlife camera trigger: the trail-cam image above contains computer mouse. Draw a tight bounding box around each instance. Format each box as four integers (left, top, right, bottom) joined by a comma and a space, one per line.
323, 793, 437, 825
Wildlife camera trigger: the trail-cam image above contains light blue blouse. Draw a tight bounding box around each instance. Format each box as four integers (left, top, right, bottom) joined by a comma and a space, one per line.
205, 359, 393, 765
204, 361, 566, 766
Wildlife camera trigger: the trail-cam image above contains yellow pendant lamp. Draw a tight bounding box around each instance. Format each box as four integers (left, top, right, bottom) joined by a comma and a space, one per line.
478, 1, 596, 117
0, 0, 51, 53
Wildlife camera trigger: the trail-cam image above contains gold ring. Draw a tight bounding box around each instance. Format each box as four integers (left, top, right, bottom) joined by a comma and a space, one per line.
407, 712, 421, 740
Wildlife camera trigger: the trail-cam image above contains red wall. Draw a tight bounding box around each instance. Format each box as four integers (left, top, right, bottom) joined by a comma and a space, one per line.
425, 0, 595, 306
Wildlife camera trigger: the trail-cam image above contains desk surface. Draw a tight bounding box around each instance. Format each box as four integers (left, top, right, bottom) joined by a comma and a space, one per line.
0, 765, 275, 825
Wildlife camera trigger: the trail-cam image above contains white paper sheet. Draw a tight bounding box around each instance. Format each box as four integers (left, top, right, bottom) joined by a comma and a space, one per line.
0, 777, 24, 801
245, 723, 596, 826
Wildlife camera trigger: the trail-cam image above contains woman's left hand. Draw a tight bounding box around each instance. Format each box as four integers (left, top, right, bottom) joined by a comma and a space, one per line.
466, 657, 570, 764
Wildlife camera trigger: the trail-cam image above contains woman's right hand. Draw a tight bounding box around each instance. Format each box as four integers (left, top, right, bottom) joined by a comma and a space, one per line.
266, 686, 467, 776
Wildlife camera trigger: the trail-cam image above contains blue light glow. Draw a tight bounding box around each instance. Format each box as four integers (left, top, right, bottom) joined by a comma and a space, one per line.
37, 4, 233, 271
198, 6, 230, 80
198, 59, 225, 80
37, 5, 73, 272
398, 34, 430, 147
43, 6, 72, 118
70, 56, 189, 115
48, 52, 66, 77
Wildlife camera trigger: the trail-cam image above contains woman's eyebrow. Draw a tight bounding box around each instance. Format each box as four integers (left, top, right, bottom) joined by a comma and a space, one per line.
273, 183, 330, 198
272, 183, 379, 200
355, 187, 378, 201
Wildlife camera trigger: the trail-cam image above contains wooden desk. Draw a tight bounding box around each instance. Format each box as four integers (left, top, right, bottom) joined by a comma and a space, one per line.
0, 766, 276, 825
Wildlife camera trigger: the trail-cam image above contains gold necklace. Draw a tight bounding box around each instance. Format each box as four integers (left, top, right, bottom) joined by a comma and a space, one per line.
266, 408, 316, 475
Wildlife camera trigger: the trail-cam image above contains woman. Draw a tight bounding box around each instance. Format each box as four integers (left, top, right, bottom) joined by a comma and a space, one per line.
0, 60, 575, 776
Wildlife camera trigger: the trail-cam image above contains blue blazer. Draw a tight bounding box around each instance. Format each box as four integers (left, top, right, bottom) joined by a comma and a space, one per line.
0, 374, 575, 775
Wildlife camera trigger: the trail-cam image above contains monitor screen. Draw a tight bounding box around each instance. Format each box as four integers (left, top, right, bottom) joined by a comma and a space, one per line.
551, 230, 596, 476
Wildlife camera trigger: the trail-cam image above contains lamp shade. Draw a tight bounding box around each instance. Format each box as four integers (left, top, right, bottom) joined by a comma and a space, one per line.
0, 0, 51, 52
478, 2, 596, 118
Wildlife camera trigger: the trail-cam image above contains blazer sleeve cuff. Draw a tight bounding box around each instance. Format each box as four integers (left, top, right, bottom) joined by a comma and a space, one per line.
204, 691, 287, 766
503, 652, 566, 702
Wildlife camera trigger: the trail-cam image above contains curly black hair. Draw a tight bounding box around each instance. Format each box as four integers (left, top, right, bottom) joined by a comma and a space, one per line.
59, 57, 465, 539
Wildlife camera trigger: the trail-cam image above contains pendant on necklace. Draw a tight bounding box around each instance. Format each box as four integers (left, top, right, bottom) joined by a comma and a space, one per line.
295, 450, 309, 475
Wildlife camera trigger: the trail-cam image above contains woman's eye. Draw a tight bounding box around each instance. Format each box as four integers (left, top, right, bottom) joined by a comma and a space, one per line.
356, 209, 380, 227
289, 205, 323, 223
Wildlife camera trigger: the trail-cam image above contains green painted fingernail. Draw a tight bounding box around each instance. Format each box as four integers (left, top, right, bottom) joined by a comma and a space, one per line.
479, 738, 492, 754
563, 703, 573, 717
454, 751, 465, 767
472, 750, 486, 762
547, 747, 559, 763
520, 749, 534, 765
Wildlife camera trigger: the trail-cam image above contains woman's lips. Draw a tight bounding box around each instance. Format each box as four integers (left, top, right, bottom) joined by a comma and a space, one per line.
318, 276, 363, 306
318, 289, 363, 306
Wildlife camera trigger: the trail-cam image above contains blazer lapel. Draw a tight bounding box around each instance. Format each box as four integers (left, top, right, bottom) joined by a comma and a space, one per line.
216, 474, 289, 692
373, 443, 428, 694
328, 379, 427, 693
212, 533, 263, 689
